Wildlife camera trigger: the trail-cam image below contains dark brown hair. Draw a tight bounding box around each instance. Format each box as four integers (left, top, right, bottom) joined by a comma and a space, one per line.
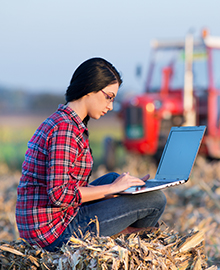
65, 57, 122, 125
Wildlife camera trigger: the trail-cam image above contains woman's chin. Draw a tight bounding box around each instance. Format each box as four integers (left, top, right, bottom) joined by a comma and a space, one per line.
90, 114, 101, 120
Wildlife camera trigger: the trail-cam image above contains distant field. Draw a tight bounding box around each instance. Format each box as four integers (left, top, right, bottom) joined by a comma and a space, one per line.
0, 113, 123, 171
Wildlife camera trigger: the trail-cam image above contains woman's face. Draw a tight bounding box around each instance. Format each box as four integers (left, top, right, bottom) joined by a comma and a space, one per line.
86, 82, 119, 120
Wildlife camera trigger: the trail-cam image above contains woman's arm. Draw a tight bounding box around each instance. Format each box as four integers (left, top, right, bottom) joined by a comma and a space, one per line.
78, 172, 148, 203
47, 123, 92, 208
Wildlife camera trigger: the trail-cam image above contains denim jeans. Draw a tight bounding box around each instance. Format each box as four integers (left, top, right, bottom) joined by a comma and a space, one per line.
44, 172, 166, 252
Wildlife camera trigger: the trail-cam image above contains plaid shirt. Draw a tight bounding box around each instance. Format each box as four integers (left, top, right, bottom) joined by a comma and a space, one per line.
16, 104, 93, 247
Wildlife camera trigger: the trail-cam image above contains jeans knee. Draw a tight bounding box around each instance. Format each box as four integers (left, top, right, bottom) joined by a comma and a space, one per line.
144, 190, 167, 213
90, 172, 120, 186
157, 190, 167, 212
108, 172, 120, 179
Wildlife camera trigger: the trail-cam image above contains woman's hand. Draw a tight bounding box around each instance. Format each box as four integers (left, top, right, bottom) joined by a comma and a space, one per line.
110, 172, 148, 194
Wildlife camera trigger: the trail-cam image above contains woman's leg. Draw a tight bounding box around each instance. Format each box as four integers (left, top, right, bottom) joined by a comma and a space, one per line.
78, 189, 166, 236
73, 172, 166, 236
44, 172, 166, 251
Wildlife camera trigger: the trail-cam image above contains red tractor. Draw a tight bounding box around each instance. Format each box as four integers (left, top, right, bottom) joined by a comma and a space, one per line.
104, 29, 220, 170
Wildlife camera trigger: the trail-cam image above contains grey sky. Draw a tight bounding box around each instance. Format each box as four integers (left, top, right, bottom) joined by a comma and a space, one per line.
0, 0, 220, 94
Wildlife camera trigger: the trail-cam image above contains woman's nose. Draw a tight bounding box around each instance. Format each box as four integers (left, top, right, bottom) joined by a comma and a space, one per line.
107, 102, 113, 111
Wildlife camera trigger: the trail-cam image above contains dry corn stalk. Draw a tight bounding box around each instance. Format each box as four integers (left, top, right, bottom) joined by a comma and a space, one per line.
0, 226, 217, 270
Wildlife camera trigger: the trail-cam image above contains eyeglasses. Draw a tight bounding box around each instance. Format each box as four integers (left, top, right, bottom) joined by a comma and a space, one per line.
101, 90, 115, 103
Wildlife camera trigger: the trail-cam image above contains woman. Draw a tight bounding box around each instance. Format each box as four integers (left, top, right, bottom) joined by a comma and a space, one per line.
16, 57, 166, 252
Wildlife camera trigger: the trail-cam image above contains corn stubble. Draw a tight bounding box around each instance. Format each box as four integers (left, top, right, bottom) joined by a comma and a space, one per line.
0, 224, 216, 269
0, 155, 220, 269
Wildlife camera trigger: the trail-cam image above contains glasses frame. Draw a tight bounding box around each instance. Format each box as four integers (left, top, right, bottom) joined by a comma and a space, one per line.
101, 90, 115, 103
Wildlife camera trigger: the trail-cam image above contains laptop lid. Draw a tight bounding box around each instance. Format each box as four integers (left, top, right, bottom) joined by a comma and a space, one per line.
155, 126, 206, 181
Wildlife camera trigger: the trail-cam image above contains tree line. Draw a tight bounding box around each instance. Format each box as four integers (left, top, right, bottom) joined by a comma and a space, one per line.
0, 87, 65, 115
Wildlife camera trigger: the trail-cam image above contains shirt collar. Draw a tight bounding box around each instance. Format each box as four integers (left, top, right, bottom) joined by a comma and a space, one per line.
58, 104, 88, 133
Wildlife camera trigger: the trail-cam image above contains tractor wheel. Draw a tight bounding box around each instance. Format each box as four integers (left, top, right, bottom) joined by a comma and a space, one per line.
103, 136, 116, 171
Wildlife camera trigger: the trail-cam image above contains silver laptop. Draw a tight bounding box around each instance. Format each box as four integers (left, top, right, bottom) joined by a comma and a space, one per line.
121, 126, 206, 194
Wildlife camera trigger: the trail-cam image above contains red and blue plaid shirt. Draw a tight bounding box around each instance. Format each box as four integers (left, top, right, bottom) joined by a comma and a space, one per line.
16, 104, 93, 247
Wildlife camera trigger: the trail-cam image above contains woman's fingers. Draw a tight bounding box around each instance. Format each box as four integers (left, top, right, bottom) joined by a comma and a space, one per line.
129, 176, 145, 186
112, 172, 146, 193
141, 174, 150, 182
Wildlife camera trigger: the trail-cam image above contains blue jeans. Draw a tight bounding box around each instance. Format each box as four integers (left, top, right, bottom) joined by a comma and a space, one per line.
44, 172, 166, 252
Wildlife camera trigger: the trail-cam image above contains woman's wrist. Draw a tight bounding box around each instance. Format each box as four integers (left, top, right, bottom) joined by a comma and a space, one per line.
105, 183, 116, 196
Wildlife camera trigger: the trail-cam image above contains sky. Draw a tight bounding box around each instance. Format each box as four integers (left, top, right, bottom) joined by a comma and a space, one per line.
1, 0, 220, 94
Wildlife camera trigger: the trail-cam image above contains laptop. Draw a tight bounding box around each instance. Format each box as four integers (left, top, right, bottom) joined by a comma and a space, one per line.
121, 125, 206, 194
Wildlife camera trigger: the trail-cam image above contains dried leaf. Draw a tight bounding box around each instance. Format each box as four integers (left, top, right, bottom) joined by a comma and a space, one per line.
0, 245, 24, 256
178, 230, 204, 252
193, 256, 202, 270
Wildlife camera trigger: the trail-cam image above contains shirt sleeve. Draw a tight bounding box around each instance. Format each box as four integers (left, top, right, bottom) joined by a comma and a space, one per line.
46, 122, 84, 208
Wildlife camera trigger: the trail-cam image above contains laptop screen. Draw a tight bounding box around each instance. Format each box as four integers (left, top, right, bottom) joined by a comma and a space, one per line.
155, 126, 206, 180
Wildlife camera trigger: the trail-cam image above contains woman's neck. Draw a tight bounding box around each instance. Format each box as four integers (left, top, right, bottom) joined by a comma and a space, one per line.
67, 99, 87, 121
